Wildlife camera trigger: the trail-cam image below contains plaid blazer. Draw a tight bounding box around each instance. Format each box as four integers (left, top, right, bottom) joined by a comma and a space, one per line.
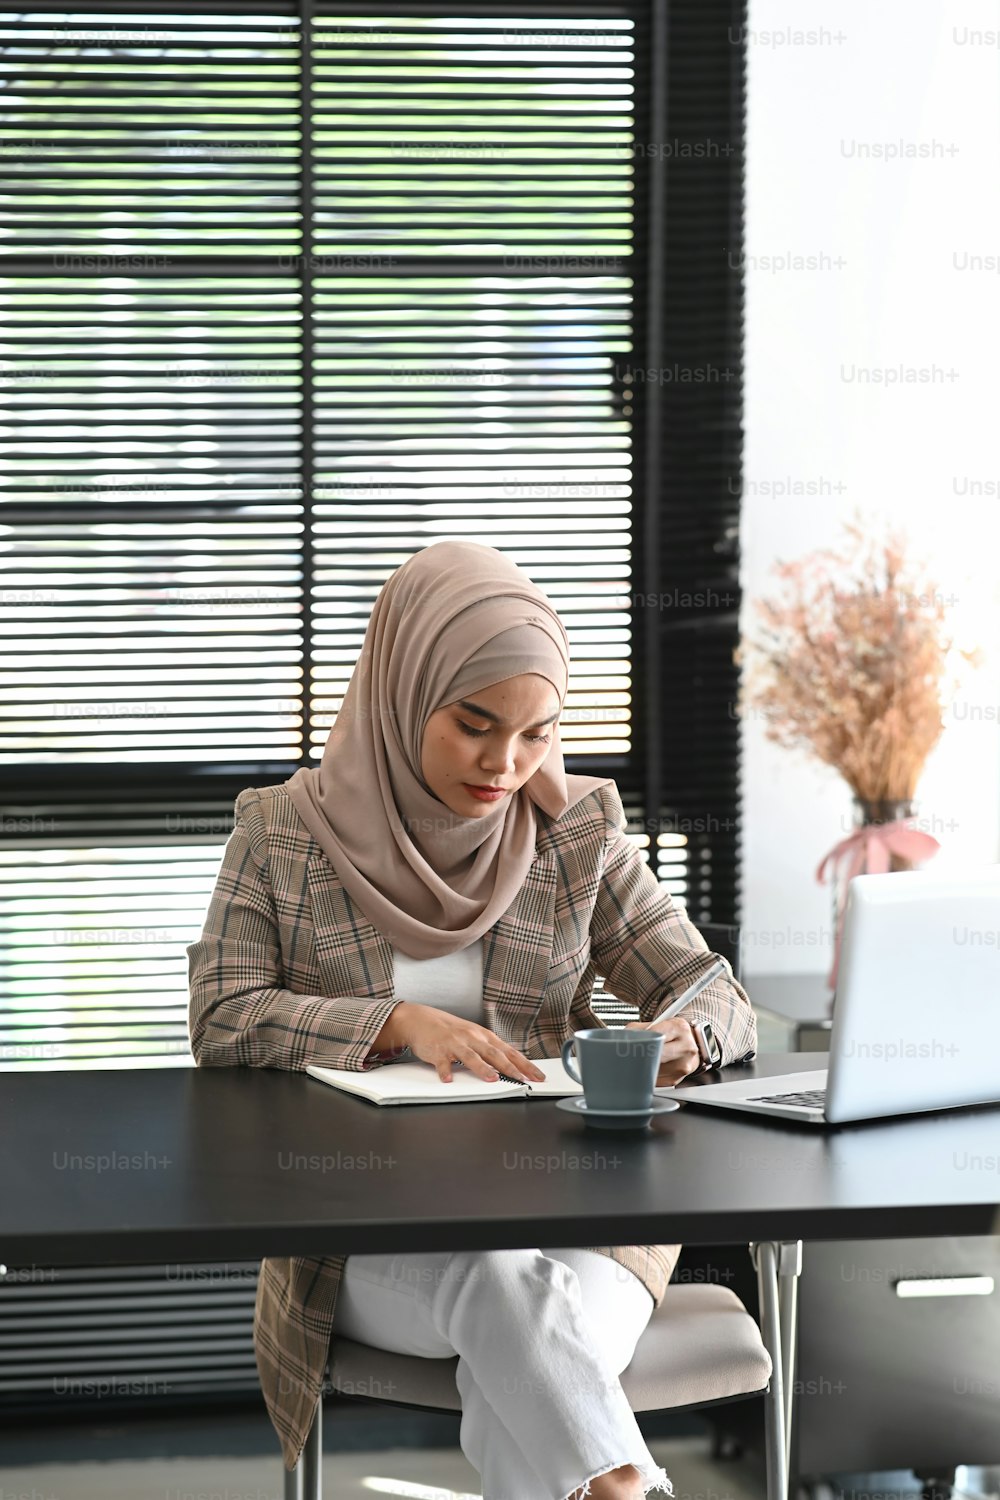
187, 779, 757, 1471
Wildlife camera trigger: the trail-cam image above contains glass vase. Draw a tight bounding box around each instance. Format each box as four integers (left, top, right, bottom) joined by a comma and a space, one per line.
853, 797, 918, 866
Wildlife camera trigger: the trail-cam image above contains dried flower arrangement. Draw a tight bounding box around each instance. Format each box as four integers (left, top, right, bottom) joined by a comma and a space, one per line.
736, 516, 978, 988
736, 517, 974, 799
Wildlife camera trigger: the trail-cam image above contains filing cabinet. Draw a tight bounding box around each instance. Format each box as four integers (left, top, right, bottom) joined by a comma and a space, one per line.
673, 1236, 1000, 1479
793, 1235, 1000, 1475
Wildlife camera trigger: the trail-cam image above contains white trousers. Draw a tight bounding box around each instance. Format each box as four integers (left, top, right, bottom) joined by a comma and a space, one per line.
333, 1247, 674, 1500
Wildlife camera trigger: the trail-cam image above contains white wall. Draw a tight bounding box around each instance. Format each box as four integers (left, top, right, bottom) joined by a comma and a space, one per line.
739, 0, 1000, 976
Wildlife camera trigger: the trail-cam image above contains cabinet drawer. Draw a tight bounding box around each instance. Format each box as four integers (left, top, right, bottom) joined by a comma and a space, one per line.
796, 1236, 1000, 1473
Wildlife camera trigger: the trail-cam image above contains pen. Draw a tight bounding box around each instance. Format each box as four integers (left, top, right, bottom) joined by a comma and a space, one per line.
656, 957, 728, 1021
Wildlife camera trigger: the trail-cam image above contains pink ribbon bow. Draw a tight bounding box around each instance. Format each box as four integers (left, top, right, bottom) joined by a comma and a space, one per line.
815, 819, 940, 991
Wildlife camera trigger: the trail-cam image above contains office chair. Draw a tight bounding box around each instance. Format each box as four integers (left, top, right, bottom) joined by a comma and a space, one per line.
285, 922, 789, 1500
696, 922, 742, 985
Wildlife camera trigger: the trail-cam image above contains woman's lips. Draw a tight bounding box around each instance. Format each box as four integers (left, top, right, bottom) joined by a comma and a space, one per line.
463, 784, 508, 800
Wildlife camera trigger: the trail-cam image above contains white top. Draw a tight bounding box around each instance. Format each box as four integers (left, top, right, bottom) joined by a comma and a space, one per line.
391, 938, 485, 1024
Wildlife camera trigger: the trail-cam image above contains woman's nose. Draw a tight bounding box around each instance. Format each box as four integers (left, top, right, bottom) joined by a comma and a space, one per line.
480, 741, 516, 772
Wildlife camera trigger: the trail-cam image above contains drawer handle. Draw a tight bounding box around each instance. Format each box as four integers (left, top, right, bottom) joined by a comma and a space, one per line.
894, 1276, 995, 1298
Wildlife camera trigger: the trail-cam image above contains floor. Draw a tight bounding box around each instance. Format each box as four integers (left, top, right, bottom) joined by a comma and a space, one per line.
1, 1404, 998, 1500
0, 1436, 752, 1500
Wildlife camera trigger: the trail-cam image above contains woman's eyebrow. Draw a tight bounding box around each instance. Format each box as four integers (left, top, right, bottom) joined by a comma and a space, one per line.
455, 699, 560, 728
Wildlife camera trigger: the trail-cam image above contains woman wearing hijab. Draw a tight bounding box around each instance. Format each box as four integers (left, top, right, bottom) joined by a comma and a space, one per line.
188, 540, 757, 1500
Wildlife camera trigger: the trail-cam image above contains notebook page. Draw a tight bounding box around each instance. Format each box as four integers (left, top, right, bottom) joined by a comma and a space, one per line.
306, 1059, 528, 1104
522, 1056, 584, 1097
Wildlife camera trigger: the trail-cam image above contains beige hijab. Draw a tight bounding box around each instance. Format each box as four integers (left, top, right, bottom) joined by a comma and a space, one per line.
284, 540, 613, 959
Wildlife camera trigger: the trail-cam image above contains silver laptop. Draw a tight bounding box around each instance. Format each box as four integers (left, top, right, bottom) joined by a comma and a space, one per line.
657, 866, 1000, 1125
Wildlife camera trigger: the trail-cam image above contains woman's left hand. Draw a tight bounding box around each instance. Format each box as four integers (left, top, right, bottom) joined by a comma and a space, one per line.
623, 1015, 702, 1086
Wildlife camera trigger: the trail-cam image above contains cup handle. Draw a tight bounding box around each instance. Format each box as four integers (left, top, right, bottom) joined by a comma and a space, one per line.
561, 1036, 582, 1085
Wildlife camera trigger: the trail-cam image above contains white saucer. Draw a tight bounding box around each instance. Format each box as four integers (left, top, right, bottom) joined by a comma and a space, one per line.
555, 1095, 680, 1126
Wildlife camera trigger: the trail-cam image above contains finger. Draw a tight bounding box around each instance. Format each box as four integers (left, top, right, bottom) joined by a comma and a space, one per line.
452, 1044, 502, 1083
468, 1029, 542, 1082
656, 1045, 700, 1081
484, 1043, 542, 1083
657, 1041, 699, 1070
502, 1046, 545, 1082
473, 1050, 536, 1086
657, 1038, 697, 1061
436, 1051, 480, 1083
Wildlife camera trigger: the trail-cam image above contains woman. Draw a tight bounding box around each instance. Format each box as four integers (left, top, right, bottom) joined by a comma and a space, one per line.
188, 540, 757, 1500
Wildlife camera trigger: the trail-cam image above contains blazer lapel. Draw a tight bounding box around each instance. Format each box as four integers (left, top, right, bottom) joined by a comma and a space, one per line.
482, 850, 557, 1051
305, 845, 558, 1047
305, 850, 395, 1001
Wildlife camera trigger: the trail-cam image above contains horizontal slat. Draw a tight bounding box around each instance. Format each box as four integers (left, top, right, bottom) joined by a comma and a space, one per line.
3, 1340, 255, 1369
3, 1303, 255, 1330
0, 1262, 260, 1284
0, 1260, 259, 1400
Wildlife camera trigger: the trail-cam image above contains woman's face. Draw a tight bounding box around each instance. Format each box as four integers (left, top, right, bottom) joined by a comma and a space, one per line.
420, 673, 561, 817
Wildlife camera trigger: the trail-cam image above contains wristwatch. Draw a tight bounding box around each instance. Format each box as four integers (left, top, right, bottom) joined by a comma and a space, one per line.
689, 1019, 722, 1073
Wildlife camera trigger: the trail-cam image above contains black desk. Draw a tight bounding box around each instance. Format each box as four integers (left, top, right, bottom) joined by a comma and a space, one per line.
2, 1052, 998, 1266
2, 1053, 998, 1500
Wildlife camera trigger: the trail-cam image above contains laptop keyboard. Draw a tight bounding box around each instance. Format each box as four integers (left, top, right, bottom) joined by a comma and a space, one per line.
747, 1089, 827, 1110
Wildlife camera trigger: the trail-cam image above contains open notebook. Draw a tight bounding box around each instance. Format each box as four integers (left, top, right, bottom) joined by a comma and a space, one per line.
305, 1055, 584, 1106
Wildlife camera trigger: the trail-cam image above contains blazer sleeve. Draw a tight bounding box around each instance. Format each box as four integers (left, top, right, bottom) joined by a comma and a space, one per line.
187, 803, 404, 1072
590, 783, 757, 1067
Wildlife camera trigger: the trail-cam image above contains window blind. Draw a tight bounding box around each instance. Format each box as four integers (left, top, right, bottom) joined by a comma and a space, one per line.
1, 0, 747, 1072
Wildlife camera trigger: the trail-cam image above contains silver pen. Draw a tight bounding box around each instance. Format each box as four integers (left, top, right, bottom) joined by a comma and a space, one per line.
656, 957, 728, 1021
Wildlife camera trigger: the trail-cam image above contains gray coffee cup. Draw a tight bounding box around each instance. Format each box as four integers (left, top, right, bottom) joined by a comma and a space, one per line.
560, 1027, 664, 1111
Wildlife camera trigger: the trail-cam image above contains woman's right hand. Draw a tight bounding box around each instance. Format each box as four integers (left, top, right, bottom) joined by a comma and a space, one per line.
381, 1002, 546, 1084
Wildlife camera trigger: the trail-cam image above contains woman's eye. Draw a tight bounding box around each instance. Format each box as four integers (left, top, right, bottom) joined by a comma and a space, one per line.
457, 721, 550, 744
